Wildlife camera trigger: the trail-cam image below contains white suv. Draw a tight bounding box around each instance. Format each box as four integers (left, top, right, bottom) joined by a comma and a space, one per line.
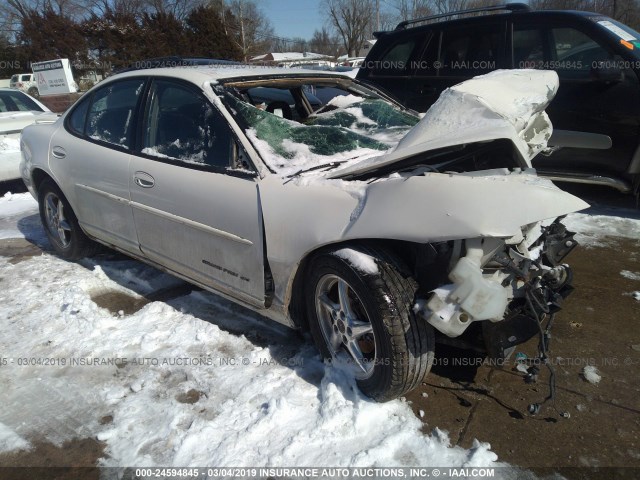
9, 73, 39, 98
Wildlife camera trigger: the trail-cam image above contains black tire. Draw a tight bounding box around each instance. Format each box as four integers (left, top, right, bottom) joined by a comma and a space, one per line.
27, 87, 39, 98
305, 245, 435, 401
38, 178, 96, 260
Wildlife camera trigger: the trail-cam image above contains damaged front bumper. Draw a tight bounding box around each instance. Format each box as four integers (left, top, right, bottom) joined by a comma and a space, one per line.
414, 218, 577, 355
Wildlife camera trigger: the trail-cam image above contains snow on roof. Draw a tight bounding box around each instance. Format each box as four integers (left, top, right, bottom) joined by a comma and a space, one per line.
114, 65, 351, 85
250, 52, 330, 63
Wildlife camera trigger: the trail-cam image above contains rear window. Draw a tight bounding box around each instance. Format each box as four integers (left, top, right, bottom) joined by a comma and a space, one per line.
0, 90, 44, 112
21, 75, 32, 82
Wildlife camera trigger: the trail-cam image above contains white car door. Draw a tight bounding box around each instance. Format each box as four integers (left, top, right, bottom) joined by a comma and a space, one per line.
48, 78, 146, 253
129, 78, 266, 306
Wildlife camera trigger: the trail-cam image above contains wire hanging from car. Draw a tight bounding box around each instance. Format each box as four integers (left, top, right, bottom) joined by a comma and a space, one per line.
523, 289, 570, 419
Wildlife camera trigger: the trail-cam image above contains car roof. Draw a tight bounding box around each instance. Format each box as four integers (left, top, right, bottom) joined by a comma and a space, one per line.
108, 65, 353, 86
0, 87, 30, 92
384, 8, 604, 35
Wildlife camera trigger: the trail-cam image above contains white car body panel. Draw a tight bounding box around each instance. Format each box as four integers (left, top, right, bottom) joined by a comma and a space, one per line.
48, 125, 139, 251
128, 156, 266, 305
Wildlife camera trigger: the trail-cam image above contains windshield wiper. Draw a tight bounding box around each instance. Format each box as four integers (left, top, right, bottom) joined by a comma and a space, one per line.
285, 160, 348, 179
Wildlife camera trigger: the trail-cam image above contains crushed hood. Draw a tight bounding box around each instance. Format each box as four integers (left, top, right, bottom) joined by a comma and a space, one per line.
330, 69, 559, 179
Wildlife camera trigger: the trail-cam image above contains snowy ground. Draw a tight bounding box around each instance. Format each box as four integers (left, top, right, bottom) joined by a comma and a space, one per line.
1, 190, 639, 475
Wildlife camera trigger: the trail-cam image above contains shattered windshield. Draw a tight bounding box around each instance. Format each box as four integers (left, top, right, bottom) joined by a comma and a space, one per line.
223, 88, 419, 176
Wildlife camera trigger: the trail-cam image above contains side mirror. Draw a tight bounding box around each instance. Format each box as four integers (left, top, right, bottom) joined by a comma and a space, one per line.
591, 65, 624, 84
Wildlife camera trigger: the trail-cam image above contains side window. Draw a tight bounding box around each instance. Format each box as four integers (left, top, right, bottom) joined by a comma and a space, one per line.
513, 27, 546, 68
67, 96, 90, 135
371, 33, 424, 75
514, 26, 613, 78
415, 33, 440, 73
142, 80, 235, 170
440, 26, 500, 75
85, 78, 145, 149
552, 27, 613, 77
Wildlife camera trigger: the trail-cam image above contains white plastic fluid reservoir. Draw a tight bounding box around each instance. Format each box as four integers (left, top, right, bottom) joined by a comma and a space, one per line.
449, 257, 508, 321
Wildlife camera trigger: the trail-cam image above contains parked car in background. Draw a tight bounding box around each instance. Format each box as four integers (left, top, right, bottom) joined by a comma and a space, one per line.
21, 66, 587, 401
0, 88, 57, 182
10, 73, 39, 98
357, 3, 640, 195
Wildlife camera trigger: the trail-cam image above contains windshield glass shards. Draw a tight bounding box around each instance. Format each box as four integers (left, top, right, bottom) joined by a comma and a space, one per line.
223, 88, 418, 177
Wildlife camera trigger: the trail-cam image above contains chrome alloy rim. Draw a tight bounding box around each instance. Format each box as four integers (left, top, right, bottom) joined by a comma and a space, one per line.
43, 192, 71, 248
315, 274, 377, 379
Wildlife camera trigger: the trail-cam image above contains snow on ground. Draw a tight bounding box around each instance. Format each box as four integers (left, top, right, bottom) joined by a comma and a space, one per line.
563, 210, 640, 248
0, 191, 42, 241
0, 192, 505, 471
582, 366, 602, 385
0, 422, 29, 453
620, 270, 640, 281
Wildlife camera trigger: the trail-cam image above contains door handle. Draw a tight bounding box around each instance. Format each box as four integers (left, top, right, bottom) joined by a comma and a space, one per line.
133, 171, 155, 188
51, 146, 66, 159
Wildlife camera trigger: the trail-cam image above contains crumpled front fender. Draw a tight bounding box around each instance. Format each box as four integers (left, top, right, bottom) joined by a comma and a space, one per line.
345, 170, 589, 242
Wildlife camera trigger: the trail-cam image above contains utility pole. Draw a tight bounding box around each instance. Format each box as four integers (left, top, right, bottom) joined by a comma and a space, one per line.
239, 1, 247, 62
376, 0, 380, 31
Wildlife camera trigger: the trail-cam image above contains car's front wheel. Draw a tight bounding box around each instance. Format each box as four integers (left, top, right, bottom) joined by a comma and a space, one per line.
305, 246, 435, 401
27, 87, 39, 98
38, 179, 96, 260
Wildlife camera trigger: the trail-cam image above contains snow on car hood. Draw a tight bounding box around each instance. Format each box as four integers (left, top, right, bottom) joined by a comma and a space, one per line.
330, 70, 559, 178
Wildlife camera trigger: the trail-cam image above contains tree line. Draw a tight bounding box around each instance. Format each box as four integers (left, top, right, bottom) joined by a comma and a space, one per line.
0, 0, 344, 78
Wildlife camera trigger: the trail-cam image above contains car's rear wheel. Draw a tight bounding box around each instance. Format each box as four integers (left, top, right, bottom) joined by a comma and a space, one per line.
27, 87, 39, 98
38, 179, 96, 260
305, 246, 435, 401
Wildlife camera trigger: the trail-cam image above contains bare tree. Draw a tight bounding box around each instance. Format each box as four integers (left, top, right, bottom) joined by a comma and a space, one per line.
322, 0, 373, 57
85, 0, 146, 16
391, 0, 433, 21
218, 0, 273, 61
309, 27, 342, 56
1, 0, 90, 41
143, 0, 205, 20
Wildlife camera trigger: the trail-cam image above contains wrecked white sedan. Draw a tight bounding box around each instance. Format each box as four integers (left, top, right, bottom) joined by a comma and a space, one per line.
20, 66, 588, 401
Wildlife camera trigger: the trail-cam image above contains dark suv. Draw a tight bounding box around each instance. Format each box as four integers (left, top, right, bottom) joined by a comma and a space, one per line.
357, 3, 640, 194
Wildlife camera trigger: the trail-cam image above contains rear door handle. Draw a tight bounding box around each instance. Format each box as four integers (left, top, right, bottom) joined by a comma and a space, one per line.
51, 146, 66, 159
133, 171, 155, 188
